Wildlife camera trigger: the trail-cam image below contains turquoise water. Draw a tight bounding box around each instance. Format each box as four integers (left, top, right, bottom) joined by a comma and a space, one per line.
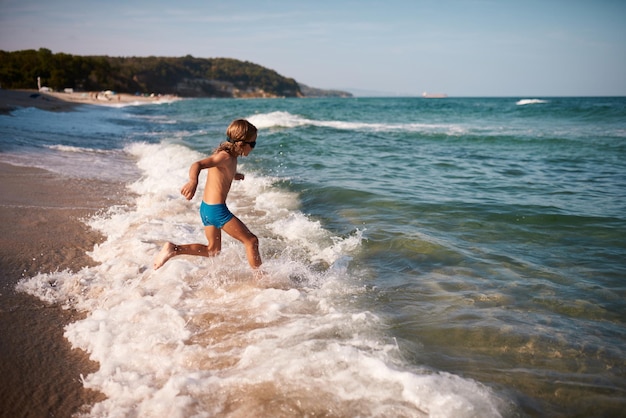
5, 97, 626, 417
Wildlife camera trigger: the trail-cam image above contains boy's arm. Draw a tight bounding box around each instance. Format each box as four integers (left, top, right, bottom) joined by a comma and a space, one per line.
180, 156, 212, 200
180, 172, 199, 200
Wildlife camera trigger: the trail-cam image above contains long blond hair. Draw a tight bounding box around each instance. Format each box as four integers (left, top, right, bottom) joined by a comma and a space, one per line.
216, 119, 257, 156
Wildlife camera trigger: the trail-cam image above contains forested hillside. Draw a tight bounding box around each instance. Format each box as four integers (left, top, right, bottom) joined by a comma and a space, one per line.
0, 48, 313, 98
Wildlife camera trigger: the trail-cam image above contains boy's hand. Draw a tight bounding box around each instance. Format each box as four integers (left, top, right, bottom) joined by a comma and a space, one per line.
180, 181, 198, 200
234, 173, 245, 181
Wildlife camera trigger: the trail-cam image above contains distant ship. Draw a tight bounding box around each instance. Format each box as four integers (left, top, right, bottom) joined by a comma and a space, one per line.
422, 92, 448, 98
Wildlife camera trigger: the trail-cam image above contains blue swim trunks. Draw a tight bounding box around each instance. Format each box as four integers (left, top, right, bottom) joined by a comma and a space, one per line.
200, 202, 234, 229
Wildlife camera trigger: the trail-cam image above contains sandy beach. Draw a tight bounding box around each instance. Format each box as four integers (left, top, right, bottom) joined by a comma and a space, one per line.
0, 151, 130, 415
0, 89, 156, 417
0, 88, 178, 114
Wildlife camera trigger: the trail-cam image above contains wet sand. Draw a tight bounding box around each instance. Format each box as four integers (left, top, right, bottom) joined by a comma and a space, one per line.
0, 162, 127, 418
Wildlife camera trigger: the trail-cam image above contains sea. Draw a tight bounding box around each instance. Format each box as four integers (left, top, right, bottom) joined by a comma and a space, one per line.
1, 96, 625, 417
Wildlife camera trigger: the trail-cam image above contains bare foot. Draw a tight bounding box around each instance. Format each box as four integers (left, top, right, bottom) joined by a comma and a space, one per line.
153, 242, 176, 270
253, 268, 268, 281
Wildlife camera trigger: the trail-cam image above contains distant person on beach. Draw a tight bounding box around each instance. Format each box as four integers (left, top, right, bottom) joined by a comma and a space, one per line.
153, 119, 262, 271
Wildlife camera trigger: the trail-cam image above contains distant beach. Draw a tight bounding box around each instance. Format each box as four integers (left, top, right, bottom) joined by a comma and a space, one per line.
0, 88, 178, 114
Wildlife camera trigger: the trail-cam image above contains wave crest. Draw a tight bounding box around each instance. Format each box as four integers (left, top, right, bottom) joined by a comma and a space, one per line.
516, 99, 548, 106
248, 111, 465, 134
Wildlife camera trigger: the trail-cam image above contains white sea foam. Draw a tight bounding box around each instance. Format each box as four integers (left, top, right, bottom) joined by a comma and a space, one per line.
47, 144, 110, 154
94, 97, 182, 108
16, 141, 506, 417
516, 99, 548, 106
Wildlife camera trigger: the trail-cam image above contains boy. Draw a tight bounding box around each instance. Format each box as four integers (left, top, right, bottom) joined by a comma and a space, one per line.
153, 119, 262, 271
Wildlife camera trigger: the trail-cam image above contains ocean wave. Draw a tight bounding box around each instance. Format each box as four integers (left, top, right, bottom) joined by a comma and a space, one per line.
516, 99, 548, 106
16, 141, 506, 417
248, 111, 466, 134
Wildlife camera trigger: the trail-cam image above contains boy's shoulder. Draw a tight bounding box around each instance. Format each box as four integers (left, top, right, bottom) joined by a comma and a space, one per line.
215, 148, 236, 158
211, 149, 237, 164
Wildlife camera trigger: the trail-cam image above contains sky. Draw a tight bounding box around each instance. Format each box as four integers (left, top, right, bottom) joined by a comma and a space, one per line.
1, 0, 625, 97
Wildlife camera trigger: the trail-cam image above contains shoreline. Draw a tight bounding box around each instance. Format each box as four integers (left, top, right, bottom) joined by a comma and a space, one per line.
0, 162, 128, 417
0, 88, 179, 114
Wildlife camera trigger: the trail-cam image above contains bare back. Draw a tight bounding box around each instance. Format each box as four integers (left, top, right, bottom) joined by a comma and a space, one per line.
202, 150, 238, 204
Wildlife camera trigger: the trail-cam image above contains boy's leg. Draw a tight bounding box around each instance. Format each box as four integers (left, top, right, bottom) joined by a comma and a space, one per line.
153, 226, 222, 270
222, 216, 262, 269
